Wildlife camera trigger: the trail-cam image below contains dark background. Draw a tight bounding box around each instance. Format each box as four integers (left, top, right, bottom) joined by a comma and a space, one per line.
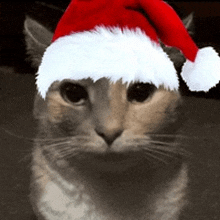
0, 2, 220, 220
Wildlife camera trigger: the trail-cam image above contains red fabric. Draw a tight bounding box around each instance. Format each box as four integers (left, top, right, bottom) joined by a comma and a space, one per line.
52, 0, 199, 62
140, 0, 198, 61
52, 0, 158, 43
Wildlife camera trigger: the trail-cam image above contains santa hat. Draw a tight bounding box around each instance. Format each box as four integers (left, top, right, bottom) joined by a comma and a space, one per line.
37, 0, 220, 98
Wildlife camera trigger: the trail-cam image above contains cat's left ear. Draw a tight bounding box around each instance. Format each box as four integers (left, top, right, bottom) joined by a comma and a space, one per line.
161, 13, 194, 71
182, 13, 194, 36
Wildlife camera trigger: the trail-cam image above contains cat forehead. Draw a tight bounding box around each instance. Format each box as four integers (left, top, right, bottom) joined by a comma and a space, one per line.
36, 27, 179, 99
57, 78, 127, 87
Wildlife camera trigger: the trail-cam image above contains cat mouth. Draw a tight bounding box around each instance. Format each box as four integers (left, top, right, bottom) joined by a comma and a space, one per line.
92, 152, 135, 162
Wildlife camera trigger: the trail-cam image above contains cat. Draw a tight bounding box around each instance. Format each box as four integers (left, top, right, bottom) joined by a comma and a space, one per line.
24, 14, 193, 220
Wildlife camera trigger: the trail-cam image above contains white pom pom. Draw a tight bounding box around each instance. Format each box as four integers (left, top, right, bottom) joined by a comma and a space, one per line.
181, 47, 220, 92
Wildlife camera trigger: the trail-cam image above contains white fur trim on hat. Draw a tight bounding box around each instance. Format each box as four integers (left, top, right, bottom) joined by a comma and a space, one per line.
36, 27, 178, 98
181, 47, 220, 92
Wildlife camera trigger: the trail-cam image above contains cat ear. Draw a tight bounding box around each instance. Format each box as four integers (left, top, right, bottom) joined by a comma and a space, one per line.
24, 16, 53, 68
161, 13, 194, 71
182, 13, 194, 36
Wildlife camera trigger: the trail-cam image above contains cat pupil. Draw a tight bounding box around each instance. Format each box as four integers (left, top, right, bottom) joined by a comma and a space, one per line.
127, 82, 156, 102
60, 82, 88, 104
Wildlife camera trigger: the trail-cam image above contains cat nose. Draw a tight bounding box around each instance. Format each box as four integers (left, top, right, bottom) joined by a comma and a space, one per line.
95, 128, 123, 146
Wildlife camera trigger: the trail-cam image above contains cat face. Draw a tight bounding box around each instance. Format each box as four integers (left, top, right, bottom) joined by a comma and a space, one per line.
33, 77, 182, 170
25, 16, 192, 170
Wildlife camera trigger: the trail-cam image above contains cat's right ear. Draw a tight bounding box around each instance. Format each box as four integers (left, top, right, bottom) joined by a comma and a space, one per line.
24, 17, 53, 68
24, 17, 52, 118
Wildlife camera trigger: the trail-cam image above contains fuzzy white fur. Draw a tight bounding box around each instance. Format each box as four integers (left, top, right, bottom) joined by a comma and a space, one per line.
181, 47, 220, 92
36, 27, 178, 98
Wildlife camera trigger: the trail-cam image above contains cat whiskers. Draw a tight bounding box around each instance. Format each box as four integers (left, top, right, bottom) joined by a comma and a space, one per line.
148, 133, 189, 139
40, 136, 96, 161
125, 135, 191, 164
140, 149, 169, 164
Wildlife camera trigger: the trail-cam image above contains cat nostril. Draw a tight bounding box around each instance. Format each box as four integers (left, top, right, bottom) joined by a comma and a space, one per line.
95, 129, 123, 146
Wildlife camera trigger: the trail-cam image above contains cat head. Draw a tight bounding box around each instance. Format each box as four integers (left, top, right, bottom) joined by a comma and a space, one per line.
24, 15, 192, 169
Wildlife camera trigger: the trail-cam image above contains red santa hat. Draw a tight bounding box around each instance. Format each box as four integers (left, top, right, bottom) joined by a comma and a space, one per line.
37, 0, 220, 98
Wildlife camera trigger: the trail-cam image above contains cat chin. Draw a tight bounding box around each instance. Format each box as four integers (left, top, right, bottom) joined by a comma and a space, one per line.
83, 152, 143, 172
60, 150, 154, 173
44, 149, 145, 173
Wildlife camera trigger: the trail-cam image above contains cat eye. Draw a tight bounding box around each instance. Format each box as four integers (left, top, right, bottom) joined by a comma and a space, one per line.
127, 82, 156, 102
60, 82, 88, 105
